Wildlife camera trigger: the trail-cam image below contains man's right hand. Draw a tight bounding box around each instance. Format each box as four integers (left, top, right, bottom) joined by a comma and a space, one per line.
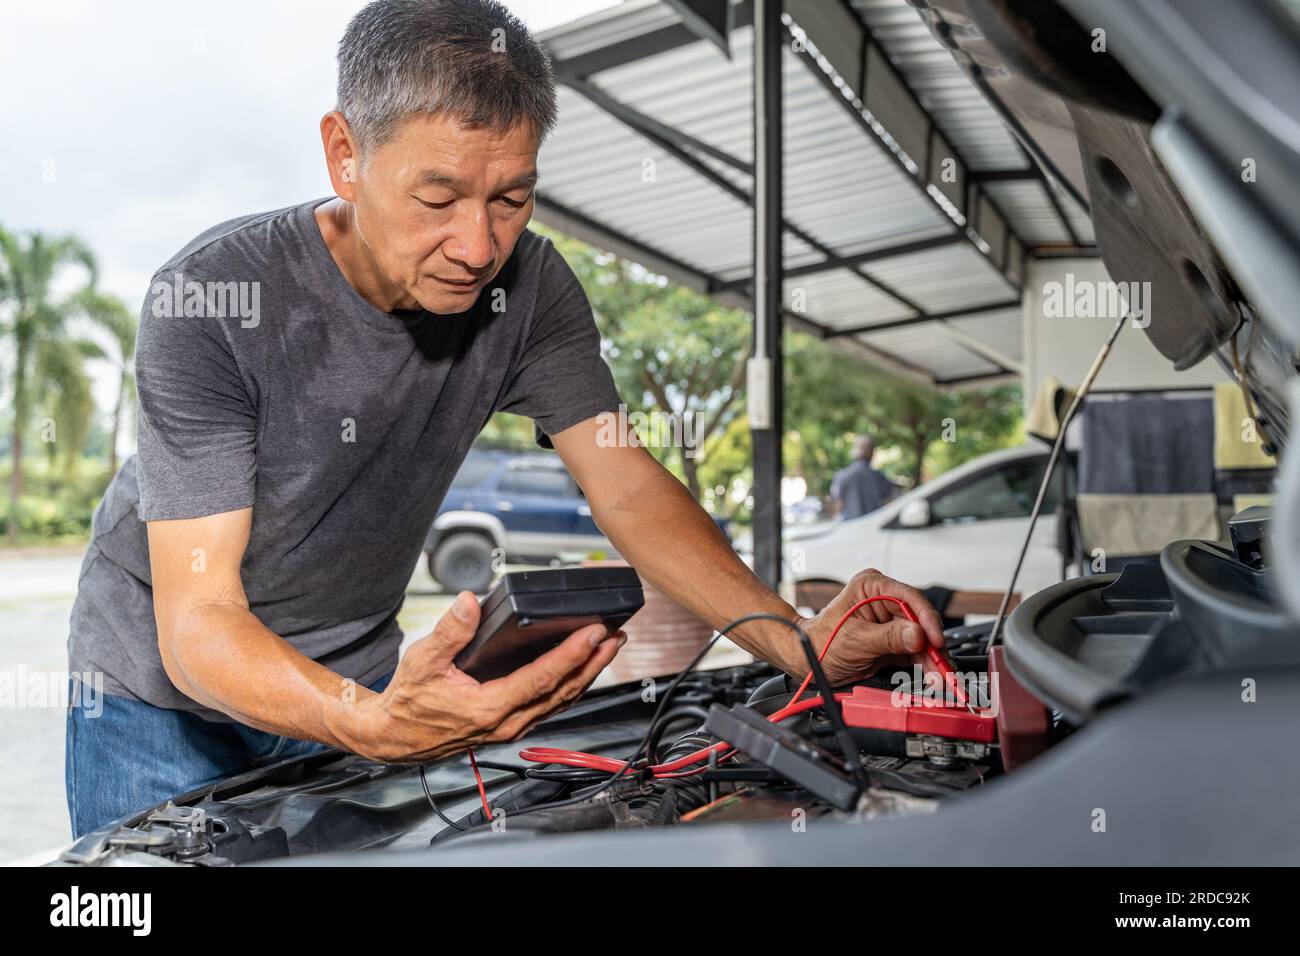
334, 591, 625, 763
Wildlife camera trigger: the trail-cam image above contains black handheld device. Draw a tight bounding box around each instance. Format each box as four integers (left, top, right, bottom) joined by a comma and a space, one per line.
452, 567, 645, 681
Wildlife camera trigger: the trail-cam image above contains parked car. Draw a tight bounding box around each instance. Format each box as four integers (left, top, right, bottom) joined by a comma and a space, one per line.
423, 449, 614, 593
740, 445, 1076, 599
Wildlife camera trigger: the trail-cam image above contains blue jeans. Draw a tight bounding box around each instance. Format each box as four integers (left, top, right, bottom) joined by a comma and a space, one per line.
66, 670, 394, 838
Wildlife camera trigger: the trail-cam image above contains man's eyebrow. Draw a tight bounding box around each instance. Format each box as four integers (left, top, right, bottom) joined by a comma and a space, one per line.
498, 171, 539, 192
416, 170, 468, 189
414, 170, 538, 191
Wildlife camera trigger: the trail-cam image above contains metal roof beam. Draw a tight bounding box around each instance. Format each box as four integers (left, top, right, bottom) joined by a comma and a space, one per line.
935, 370, 1020, 389
543, 188, 1020, 381
534, 192, 719, 296
552, 0, 753, 80
721, 230, 963, 290
1031, 244, 1101, 258
931, 324, 1024, 377
1036, 176, 1085, 248
560, 77, 932, 317
970, 169, 1040, 183
534, 192, 936, 387
825, 298, 1022, 338
786, 0, 1028, 292
563, 77, 753, 176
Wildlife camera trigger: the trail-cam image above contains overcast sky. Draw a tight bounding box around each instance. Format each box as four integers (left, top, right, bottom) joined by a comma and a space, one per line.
0, 0, 619, 410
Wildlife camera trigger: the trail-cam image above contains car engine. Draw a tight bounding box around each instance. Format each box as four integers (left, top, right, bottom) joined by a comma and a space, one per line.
55, 594, 1070, 868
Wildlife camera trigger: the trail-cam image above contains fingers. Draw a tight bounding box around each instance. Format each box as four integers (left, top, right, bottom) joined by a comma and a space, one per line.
484, 622, 610, 715
829, 617, 924, 670
490, 633, 624, 741
428, 591, 481, 651
855, 570, 945, 648
878, 617, 927, 657
399, 591, 482, 682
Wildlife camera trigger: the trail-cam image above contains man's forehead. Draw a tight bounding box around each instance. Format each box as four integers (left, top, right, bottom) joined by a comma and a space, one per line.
415, 167, 538, 191
383, 114, 540, 189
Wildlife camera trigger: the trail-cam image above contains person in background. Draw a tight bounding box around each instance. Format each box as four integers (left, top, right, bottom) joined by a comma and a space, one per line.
830, 435, 895, 519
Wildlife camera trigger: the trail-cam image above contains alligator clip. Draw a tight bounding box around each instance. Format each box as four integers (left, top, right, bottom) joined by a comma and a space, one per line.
924, 644, 969, 709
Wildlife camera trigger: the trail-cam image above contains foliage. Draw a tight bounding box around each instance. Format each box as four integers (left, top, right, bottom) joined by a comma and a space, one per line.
0, 455, 111, 541
526, 226, 1025, 523
543, 228, 752, 501
0, 225, 137, 543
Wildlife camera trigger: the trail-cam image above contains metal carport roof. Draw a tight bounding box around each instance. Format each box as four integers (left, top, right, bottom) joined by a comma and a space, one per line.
535, 0, 1097, 387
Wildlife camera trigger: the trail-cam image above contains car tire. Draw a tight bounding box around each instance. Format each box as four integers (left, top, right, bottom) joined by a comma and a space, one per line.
430, 532, 496, 594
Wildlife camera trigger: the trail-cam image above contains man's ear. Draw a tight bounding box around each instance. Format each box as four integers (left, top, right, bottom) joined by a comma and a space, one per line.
320, 110, 361, 201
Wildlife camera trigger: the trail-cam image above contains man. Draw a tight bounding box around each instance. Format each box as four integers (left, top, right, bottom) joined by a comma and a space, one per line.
831, 435, 895, 519
65, 0, 946, 836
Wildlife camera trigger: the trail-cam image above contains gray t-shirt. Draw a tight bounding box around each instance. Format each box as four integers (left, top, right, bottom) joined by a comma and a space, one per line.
830, 460, 894, 520
69, 199, 621, 720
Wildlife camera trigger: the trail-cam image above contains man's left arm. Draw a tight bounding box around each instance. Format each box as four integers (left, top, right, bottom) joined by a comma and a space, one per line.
552, 417, 947, 684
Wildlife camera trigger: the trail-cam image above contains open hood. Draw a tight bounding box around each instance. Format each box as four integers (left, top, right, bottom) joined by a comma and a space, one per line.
915, 0, 1300, 448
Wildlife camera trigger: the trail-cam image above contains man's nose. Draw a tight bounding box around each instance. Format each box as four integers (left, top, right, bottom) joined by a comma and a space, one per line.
444, 205, 495, 272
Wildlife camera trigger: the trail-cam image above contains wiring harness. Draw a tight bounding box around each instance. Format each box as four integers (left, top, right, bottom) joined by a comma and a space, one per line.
423, 595, 957, 831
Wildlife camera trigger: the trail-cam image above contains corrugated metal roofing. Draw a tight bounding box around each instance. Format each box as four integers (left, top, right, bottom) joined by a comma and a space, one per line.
850, 0, 1028, 172
862, 324, 1002, 380
950, 306, 1026, 363
536, 0, 1095, 386
983, 179, 1096, 245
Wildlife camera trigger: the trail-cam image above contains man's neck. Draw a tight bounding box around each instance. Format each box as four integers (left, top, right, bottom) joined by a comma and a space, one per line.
314, 198, 419, 313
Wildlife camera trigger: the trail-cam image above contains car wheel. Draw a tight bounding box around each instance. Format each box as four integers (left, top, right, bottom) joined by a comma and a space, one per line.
430, 532, 495, 594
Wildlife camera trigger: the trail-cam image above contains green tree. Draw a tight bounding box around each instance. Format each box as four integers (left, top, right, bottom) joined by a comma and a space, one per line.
785, 329, 1021, 489
73, 289, 137, 475
0, 227, 105, 540
533, 226, 1023, 522
547, 230, 751, 502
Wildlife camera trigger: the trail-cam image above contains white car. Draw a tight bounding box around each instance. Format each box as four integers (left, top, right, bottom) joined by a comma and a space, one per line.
764, 445, 1075, 600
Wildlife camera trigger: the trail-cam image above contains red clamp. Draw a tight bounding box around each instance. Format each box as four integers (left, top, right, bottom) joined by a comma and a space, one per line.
924, 644, 969, 707
838, 685, 996, 743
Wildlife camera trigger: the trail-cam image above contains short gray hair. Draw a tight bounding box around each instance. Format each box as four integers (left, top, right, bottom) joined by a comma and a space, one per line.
336, 0, 558, 153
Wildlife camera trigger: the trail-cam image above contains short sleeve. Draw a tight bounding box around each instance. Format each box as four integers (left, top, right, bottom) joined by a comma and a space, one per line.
494, 240, 622, 439
134, 275, 258, 521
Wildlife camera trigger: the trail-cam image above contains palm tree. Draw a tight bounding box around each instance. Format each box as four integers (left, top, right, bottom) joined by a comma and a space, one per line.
73, 289, 137, 475
0, 227, 104, 542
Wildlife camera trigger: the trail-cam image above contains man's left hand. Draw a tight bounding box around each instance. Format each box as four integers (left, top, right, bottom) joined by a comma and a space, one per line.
794, 569, 947, 686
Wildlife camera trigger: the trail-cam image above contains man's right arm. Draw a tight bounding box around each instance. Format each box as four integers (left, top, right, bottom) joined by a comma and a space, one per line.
148, 507, 369, 744
148, 508, 624, 762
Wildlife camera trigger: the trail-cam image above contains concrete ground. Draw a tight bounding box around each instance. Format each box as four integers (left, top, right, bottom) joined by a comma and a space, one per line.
0, 546, 747, 863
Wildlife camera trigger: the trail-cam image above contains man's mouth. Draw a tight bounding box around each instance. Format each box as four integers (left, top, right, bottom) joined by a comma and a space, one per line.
431, 275, 483, 291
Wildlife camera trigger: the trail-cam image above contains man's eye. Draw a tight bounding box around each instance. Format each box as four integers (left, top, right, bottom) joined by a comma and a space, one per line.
414, 195, 454, 210
497, 194, 530, 209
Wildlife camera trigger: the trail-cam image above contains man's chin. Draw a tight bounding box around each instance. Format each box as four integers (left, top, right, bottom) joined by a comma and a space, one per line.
417, 286, 483, 315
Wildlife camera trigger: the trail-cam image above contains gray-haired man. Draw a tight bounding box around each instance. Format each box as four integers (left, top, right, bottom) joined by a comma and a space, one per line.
66, 0, 945, 835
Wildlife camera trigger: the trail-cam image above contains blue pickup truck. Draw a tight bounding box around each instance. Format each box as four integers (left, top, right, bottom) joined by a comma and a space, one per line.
423, 449, 614, 593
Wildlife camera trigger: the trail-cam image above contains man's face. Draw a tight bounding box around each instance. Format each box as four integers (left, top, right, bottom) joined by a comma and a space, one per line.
348, 114, 539, 314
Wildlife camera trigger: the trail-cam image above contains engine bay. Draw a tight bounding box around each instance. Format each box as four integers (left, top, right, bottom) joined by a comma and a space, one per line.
57, 510, 1299, 868
60, 616, 1041, 865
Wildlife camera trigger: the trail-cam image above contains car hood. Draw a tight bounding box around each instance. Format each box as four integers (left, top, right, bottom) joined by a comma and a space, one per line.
920, 0, 1298, 446
920, 0, 1300, 618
